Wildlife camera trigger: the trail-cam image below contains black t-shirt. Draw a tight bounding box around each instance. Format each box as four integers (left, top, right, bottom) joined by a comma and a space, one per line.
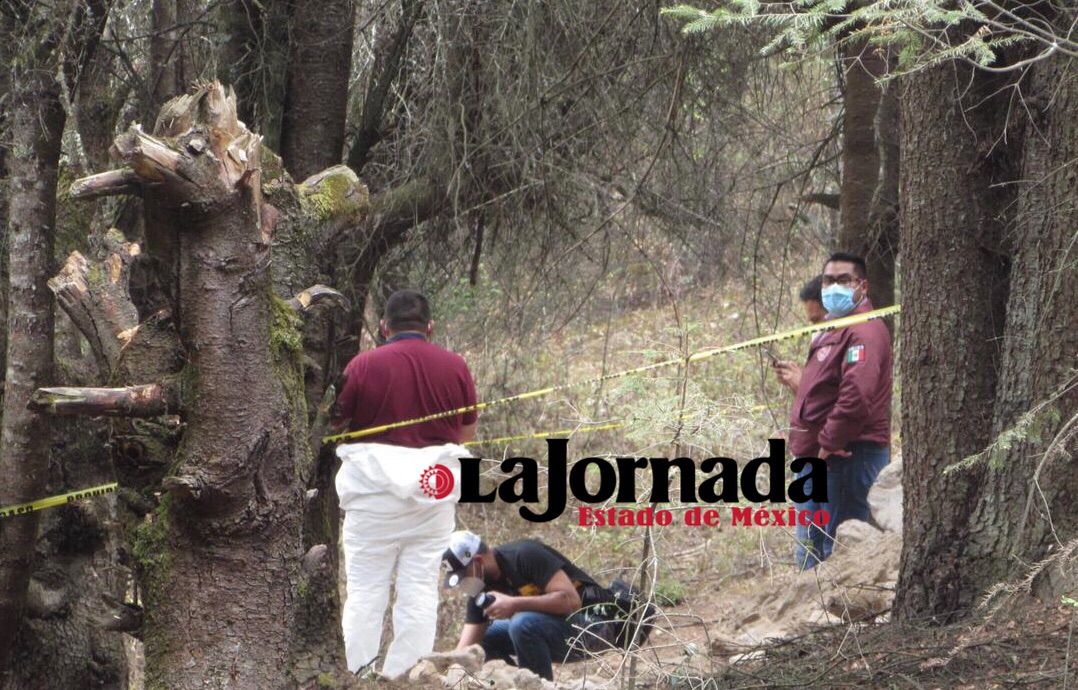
464, 539, 597, 624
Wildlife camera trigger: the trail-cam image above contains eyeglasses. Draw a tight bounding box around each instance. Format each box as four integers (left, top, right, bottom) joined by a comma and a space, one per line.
821, 273, 861, 287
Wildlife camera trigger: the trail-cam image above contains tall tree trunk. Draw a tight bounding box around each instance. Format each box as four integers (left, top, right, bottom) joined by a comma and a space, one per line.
893, 61, 1017, 621
2, 417, 130, 690
260, 156, 368, 682
217, 0, 290, 148
864, 79, 898, 309
148, 0, 197, 116
838, 38, 882, 246
0, 23, 10, 396
837, 39, 897, 307
74, 37, 126, 173
960, 48, 1078, 591
53, 83, 367, 686
126, 85, 308, 687
280, 0, 356, 180
0, 3, 132, 685
0, 51, 65, 675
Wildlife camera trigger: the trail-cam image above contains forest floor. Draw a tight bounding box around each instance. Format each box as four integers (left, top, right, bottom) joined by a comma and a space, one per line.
412, 508, 1076, 690
423, 510, 1076, 689
407, 280, 1076, 689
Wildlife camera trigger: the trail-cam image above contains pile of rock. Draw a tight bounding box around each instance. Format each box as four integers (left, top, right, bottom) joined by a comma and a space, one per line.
715, 458, 904, 659
410, 646, 600, 690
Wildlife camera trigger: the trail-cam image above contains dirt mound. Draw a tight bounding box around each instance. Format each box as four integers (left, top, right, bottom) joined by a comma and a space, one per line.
719, 522, 900, 649
715, 460, 905, 655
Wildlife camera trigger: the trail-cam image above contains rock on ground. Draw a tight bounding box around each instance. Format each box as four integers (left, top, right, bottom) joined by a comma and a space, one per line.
718, 461, 904, 662
415, 650, 566, 690
869, 458, 903, 533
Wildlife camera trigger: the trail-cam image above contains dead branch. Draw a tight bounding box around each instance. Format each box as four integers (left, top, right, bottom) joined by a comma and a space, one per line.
347, 0, 425, 173
48, 231, 141, 378
287, 285, 350, 314
68, 168, 141, 199
28, 383, 179, 417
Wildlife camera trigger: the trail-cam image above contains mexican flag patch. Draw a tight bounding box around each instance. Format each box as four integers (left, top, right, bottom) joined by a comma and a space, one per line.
846, 344, 865, 364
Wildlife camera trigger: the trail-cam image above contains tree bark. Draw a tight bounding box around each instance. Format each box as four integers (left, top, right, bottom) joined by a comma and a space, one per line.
838, 39, 882, 246
74, 36, 127, 173
260, 157, 367, 682
893, 62, 1018, 621
1, 4, 132, 686
864, 78, 898, 309
148, 0, 198, 115
960, 48, 1078, 592
0, 26, 9, 400
114, 85, 308, 687
837, 39, 897, 307
67, 0, 120, 173
216, 0, 290, 148
0, 40, 65, 676
50, 82, 367, 687
2, 416, 130, 690
280, 0, 356, 180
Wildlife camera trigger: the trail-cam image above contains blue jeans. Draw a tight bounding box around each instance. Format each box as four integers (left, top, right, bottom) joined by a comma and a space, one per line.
481, 611, 574, 680
793, 464, 831, 570
794, 441, 889, 569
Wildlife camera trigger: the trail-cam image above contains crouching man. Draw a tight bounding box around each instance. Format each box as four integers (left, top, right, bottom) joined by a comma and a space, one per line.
443, 531, 601, 681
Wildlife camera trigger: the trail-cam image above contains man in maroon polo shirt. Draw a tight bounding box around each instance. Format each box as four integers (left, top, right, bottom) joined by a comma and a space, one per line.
787, 253, 892, 565
333, 290, 478, 446
332, 289, 478, 678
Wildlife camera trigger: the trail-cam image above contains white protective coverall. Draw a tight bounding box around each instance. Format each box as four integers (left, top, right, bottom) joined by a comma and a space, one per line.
336, 441, 465, 679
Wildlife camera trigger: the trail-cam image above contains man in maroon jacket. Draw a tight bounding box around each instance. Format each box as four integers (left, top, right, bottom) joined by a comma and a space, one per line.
787, 253, 892, 566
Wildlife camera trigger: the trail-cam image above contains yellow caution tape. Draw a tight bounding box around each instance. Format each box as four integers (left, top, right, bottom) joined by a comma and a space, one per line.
325, 305, 900, 444
462, 404, 771, 447
4, 412, 773, 516
13, 309, 898, 515
0, 482, 119, 519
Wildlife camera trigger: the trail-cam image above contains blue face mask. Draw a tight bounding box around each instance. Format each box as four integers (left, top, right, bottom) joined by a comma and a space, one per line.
822, 284, 857, 317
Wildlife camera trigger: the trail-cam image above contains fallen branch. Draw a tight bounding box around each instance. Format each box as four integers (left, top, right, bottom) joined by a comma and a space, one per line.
28, 383, 178, 417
